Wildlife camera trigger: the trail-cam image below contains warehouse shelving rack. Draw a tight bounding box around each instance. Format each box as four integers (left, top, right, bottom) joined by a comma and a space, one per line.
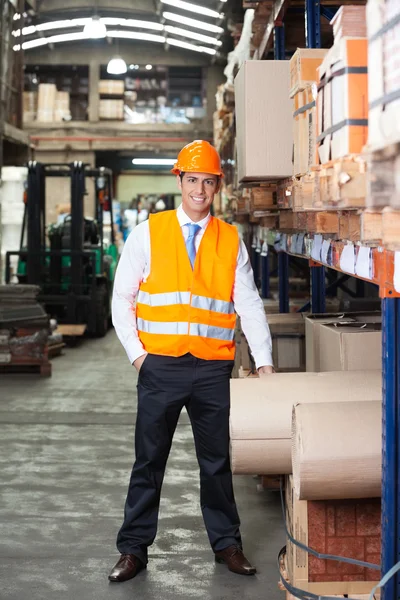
248, 1, 399, 599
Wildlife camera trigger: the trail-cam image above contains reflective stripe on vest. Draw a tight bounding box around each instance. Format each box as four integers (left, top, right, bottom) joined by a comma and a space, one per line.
137, 290, 234, 315
137, 318, 235, 341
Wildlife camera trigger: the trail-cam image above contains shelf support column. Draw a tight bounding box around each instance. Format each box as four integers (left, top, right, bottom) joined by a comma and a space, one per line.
381, 297, 400, 600
278, 252, 289, 313
305, 0, 321, 49
310, 262, 326, 313
261, 252, 270, 299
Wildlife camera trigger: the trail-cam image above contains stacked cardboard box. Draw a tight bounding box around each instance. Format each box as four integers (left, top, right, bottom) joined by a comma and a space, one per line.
99, 100, 124, 120
367, 0, 400, 151
331, 5, 367, 42
235, 60, 293, 182
37, 83, 57, 122
317, 38, 368, 163
54, 91, 71, 122
305, 312, 382, 372
23, 91, 37, 122
250, 185, 276, 211
285, 475, 381, 596
290, 49, 328, 177
99, 80, 125, 95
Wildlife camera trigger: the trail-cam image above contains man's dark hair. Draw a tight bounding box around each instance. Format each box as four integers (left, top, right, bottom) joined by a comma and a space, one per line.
179, 172, 220, 186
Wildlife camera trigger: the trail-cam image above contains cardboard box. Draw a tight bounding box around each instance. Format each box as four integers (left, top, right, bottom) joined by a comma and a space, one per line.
54, 91, 71, 122
250, 185, 276, 209
285, 475, 381, 595
99, 79, 125, 95
367, 0, 400, 150
269, 313, 306, 372
37, 83, 57, 122
331, 5, 367, 42
319, 322, 382, 372
293, 85, 318, 177
290, 48, 328, 98
305, 312, 381, 371
235, 60, 293, 182
317, 38, 368, 162
99, 99, 124, 120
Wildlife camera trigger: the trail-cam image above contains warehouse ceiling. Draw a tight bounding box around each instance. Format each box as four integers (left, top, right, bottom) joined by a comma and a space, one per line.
15, 0, 244, 62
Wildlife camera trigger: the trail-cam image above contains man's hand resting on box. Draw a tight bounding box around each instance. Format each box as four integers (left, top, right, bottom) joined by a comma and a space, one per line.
258, 365, 275, 376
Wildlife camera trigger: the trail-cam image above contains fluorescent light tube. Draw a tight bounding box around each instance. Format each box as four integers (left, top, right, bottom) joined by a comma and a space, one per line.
107, 30, 166, 43
164, 25, 222, 46
167, 37, 216, 54
102, 18, 163, 31
132, 159, 177, 166
161, 0, 223, 19
163, 11, 224, 33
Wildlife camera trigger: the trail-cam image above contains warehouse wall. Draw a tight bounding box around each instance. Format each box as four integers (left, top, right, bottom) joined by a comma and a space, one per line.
117, 173, 181, 206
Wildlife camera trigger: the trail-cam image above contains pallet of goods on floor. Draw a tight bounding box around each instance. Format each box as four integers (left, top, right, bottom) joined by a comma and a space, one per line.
0, 285, 52, 376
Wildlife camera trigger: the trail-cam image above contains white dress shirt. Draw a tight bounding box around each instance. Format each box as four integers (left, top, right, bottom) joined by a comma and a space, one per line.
112, 205, 273, 369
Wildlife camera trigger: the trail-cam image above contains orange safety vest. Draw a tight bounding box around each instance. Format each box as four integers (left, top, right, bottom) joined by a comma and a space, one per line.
136, 210, 239, 360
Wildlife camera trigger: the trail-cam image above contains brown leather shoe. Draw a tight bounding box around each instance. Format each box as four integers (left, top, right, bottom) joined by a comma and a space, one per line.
215, 545, 256, 575
108, 554, 145, 582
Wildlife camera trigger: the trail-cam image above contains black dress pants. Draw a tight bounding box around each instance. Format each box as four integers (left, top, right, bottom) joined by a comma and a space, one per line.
116, 352, 242, 565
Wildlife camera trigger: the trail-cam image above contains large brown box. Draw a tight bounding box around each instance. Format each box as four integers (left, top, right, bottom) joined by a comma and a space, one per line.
99, 79, 125, 95
99, 99, 124, 120
319, 322, 382, 372
289, 48, 328, 98
285, 475, 380, 595
235, 61, 293, 182
37, 83, 57, 122
305, 312, 381, 371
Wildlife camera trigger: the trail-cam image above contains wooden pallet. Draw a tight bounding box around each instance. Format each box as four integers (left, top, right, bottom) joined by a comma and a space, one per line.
366, 143, 400, 210
48, 342, 65, 359
0, 361, 52, 377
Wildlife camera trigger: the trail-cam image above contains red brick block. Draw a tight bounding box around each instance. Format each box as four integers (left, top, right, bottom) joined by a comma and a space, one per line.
365, 554, 381, 581
326, 538, 365, 576
327, 505, 336, 537
308, 502, 327, 552
366, 536, 381, 554
343, 574, 367, 582
336, 503, 357, 537
309, 554, 327, 576
356, 501, 381, 536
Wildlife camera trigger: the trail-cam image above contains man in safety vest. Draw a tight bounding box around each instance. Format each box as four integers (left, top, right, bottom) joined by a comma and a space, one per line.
110, 140, 274, 583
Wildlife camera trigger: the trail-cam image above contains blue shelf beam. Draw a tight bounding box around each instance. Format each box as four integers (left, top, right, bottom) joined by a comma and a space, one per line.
310, 263, 326, 313
274, 24, 285, 60
261, 253, 270, 299
278, 252, 289, 313
305, 0, 321, 48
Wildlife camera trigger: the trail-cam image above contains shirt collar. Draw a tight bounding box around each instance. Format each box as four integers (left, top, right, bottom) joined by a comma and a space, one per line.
177, 204, 211, 230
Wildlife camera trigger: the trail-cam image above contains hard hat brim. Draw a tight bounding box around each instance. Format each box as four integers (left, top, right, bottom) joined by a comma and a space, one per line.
171, 166, 224, 177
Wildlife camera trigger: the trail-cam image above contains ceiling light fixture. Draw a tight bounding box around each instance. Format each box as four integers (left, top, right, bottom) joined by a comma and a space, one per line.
161, 0, 223, 19
107, 56, 127, 75
83, 16, 107, 38
167, 38, 216, 54
145, 64, 153, 70
107, 30, 166, 43
163, 12, 224, 33
102, 18, 163, 31
132, 158, 176, 166
19, 17, 163, 37
164, 25, 222, 46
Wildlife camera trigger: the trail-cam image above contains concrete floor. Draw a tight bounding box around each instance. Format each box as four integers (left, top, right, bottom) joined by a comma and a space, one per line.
0, 331, 285, 600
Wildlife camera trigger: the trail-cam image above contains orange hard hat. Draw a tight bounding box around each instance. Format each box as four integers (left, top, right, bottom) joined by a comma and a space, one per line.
171, 140, 224, 177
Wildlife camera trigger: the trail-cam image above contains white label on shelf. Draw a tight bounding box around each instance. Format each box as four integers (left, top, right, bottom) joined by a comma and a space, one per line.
355, 246, 372, 280
340, 243, 356, 274
321, 239, 331, 265
394, 252, 400, 293
311, 234, 323, 262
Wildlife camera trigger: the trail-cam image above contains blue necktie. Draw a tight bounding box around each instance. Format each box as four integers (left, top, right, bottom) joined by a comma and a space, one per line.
185, 223, 201, 269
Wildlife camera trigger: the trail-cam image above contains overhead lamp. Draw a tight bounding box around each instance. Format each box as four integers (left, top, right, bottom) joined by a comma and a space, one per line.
167, 38, 216, 55
163, 12, 224, 33
107, 30, 165, 43
83, 16, 107, 39
145, 64, 153, 70
107, 56, 127, 75
102, 18, 163, 31
164, 25, 222, 46
161, 0, 223, 19
132, 158, 176, 166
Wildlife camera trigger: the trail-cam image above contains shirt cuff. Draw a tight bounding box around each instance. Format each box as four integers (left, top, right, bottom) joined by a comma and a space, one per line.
253, 350, 274, 370
125, 339, 147, 365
